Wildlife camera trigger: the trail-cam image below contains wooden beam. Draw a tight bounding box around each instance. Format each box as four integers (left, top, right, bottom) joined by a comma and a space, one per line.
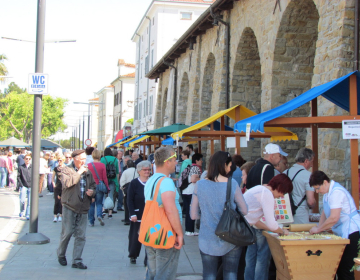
265, 115, 360, 126
311, 98, 319, 213
349, 74, 359, 208
264, 123, 342, 128
235, 106, 241, 155
183, 131, 293, 137
210, 123, 214, 154
217, 1, 234, 10
220, 116, 225, 151
193, 30, 207, 36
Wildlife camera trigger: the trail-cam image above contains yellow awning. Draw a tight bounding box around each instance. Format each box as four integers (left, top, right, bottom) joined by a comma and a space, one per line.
129, 135, 150, 147
115, 135, 139, 147
171, 105, 297, 142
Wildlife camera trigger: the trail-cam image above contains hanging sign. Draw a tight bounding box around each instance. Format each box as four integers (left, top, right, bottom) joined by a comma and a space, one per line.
246, 123, 251, 141
28, 73, 49, 95
342, 120, 360, 139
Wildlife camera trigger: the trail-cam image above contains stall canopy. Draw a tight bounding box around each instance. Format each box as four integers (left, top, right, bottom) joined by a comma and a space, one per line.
114, 135, 139, 147
107, 135, 132, 148
171, 105, 298, 142
126, 135, 150, 148
41, 139, 62, 148
138, 123, 190, 135
234, 71, 360, 133
0, 137, 31, 147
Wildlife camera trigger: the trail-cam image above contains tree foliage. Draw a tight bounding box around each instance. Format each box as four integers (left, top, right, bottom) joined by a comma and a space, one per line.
126, 118, 133, 125
58, 137, 79, 149
0, 91, 68, 142
4, 82, 26, 94
0, 54, 8, 81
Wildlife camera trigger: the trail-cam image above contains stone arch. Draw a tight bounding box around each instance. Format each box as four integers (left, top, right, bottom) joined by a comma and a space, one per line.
162, 88, 168, 126
231, 27, 261, 113
177, 72, 189, 123
271, 0, 319, 160
200, 52, 216, 120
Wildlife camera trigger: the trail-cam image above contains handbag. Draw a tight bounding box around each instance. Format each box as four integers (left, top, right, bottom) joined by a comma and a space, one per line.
91, 163, 108, 194
138, 176, 176, 249
215, 176, 257, 247
104, 196, 114, 209
123, 169, 136, 196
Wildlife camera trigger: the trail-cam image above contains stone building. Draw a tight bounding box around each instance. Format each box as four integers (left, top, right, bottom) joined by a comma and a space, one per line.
147, 0, 356, 185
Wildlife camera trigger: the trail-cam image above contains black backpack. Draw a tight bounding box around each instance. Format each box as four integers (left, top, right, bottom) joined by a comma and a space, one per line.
286, 168, 306, 216
104, 157, 117, 179
179, 165, 192, 191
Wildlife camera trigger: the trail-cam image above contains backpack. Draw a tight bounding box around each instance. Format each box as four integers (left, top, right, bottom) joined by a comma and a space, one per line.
178, 165, 192, 191
286, 168, 305, 216
104, 157, 117, 179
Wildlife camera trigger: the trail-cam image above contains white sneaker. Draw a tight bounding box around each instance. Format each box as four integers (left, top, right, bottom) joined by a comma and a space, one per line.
185, 231, 194, 236
58, 216, 62, 222
53, 217, 57, 223
46, 192, 53, 196
193, 232, 199, 236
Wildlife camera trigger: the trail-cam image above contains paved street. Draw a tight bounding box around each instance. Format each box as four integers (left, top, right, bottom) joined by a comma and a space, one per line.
0, 188, 203, 280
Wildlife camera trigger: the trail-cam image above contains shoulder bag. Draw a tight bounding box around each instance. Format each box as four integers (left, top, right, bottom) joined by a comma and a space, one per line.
215, 176, 257, 247
91, 162, 108, 194
138, 176, 176, 249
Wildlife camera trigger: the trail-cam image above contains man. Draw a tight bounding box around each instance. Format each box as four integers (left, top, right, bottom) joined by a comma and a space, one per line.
144, 147, 183, 280
15, 149, 27, 191
274, 155, 288, 175
246, 143, 287, 189
132, 151, 142, 167
186, 144, 194, 159
38, 152, 48, 197
284, 147, 316, 224
116, 150, 125, 211
57, 149, 96, 269
64, 152, 72, 166
17, 154, 32, 219
123, 155, 130, 171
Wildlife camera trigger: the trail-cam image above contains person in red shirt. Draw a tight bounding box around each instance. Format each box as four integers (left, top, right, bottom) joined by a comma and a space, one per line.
87, 150, 109, 226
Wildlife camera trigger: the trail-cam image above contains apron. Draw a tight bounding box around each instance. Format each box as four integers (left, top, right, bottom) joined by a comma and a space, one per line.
323, 181, 360, 238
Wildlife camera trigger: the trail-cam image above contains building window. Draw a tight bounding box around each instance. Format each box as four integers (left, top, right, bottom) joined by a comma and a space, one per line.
144, 101, 146, 117
118, 116, 121, 130
152, 17, 155, 25
149, 96, 153, 115
151, 49, 154, 68
145, 56, 149, 75
141, 64, 142, 78
139, 102, 142, 119
134, 105, 138, 120
180, 12, 192, 20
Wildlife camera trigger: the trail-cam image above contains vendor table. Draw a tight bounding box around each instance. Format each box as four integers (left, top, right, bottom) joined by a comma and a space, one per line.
263, 231, 349, 280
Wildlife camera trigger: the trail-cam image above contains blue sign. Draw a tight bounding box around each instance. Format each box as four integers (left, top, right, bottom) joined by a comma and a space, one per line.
28, 73, 49, 94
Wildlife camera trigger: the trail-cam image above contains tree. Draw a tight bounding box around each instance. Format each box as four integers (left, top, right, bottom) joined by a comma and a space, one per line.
4, 82, 26, 94
0, 54, 8, 82
0, 91, 68, 142
126, 118, 133, 125
59, 137, 79, 149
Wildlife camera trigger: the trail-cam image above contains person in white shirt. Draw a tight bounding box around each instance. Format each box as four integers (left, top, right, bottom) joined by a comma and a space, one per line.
39, 152, 48, 197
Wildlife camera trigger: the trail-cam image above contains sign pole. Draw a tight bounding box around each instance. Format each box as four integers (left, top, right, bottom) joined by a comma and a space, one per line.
18, 0, 50, 245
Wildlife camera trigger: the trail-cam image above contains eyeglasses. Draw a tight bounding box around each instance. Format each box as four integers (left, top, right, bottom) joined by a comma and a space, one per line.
164, 152, 177, 162
65, 157, 71, 159
141, 168, 151, 171
25, 158, 31, 160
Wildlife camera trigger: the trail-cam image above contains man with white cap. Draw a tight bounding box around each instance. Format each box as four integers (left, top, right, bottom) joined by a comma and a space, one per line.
246, 143, 288, 190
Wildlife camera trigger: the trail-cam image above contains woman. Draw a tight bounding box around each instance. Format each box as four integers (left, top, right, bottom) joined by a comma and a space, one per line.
100, 147, 119, 218
6, 150, 14, 188
178, 150, 192, 178
191, 151, 248, 280
232, 154, 246, 187
127, 160, 151, 264
47, 153, 56, 194
240, 161, 255, 192
183, 153, 203, 236
88, 150, 109, 226
18, 154, 32, 219
120, 159, 139, 225
309, 171, 360, 280
243, 174, 292, 280
52, 154, 65, 222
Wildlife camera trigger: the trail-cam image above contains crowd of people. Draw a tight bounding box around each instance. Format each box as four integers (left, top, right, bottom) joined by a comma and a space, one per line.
4, 142, 360, 280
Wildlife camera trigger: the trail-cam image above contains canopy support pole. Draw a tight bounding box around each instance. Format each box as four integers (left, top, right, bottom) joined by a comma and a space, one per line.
311, 98, 319, 213
210, 123, 214, 155
235, 106, 241, 155
198, 140, 201, 154
350, 74, 359, 208
220, 116, 226, 151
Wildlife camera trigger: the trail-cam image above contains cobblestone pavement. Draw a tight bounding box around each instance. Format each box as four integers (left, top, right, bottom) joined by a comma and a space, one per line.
0, 188, 203, 280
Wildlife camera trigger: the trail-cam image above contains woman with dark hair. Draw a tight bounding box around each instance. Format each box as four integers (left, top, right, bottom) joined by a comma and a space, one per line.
85, 146, 95, 164
191, 151, 248, 280
232, 154, 246, 187
100, 147, 119, 218
240, 161, 256, 191
243, 174, 292, 280
309, 170, 360, 280
183, 153, 203, 236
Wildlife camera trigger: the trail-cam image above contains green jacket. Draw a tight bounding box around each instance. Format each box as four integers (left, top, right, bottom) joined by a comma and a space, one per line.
178, 159, 192, 178
101, 155, 120, 191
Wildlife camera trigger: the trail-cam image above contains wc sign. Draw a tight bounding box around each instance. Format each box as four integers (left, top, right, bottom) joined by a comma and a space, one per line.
28, 73, 49, 95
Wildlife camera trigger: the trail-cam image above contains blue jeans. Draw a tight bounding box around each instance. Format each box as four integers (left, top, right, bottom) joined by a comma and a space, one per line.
200, 246, 242, 280
19, 187, 31, 216
244, 228, 271, 280
117, 189, 124, 210
0, 167, 6, 188
145, 246, 180, 280
88, 190, 105, 225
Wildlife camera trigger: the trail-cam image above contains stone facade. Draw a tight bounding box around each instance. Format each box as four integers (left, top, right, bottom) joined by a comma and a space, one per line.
154, 0, 356, 185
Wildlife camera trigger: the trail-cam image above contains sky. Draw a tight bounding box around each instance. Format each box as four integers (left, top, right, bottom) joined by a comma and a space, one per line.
0, 0, 151, 140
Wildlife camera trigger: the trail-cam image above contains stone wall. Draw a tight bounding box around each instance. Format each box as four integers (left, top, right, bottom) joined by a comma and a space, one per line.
154, 0, 355, 185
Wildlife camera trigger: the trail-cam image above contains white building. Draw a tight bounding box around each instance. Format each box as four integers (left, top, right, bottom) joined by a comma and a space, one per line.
112, 59, 135, 143
96, 85, 114, 151
88, 97, 99, 147
131, 0, 214, 134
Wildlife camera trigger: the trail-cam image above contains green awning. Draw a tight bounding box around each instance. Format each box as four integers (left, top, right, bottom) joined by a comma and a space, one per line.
139, 123, 190, 135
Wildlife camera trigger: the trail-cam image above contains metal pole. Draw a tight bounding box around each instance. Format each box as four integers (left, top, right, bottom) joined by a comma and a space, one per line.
18, 0, 49, 245
87, 104, 90, 140
78, 119, 81, 149
75, 127, 77, 149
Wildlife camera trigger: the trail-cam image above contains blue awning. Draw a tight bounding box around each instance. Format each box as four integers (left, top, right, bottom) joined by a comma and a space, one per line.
234, 71, 360, 133
107, 135, 132, 148
124, 135, 144, 147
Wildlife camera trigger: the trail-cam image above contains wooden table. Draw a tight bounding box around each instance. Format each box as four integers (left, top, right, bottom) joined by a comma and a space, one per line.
263, 231, 349, 280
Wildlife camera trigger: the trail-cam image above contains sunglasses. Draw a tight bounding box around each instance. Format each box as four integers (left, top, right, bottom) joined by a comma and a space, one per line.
65, 157, 71, 159
164, 152, 177, 163
25, 158, 31, 160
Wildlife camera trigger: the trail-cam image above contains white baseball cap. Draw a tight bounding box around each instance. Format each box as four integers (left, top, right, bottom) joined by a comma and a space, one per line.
263, 143, 288, 156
